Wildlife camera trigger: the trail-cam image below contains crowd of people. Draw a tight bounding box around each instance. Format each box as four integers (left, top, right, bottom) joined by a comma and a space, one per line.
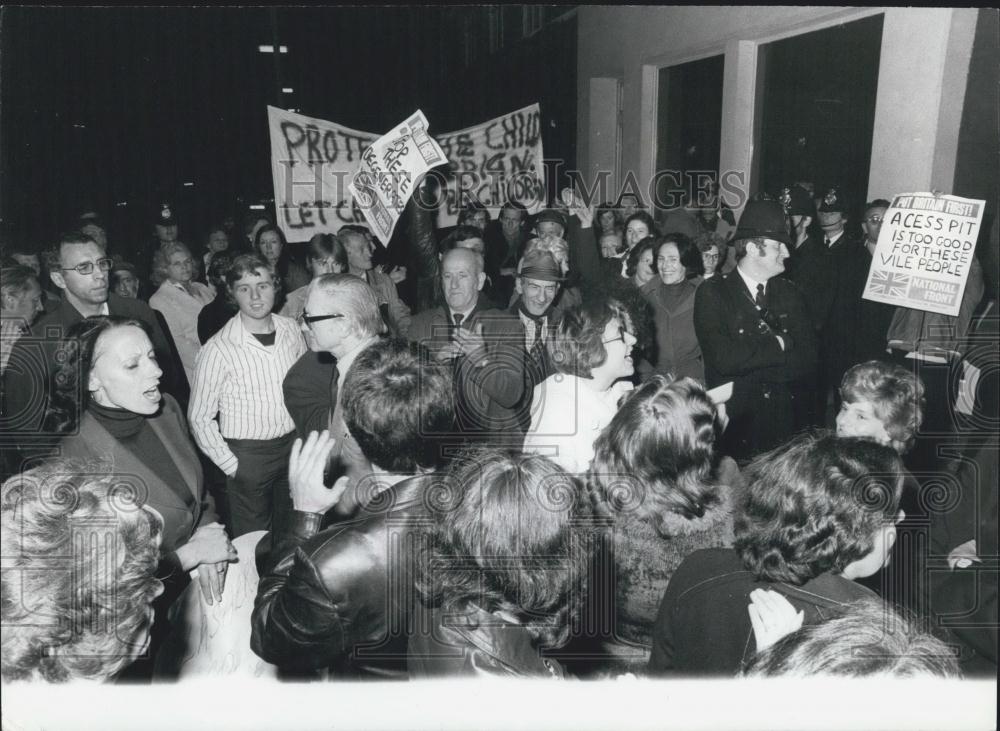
1, 176, 995, 684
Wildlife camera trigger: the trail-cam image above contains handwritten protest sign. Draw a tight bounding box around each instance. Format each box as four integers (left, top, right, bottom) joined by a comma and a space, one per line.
348, 110, 446, 242
433, 103, 546, 224
862, 192, 984, 317
268, 104, 545, 242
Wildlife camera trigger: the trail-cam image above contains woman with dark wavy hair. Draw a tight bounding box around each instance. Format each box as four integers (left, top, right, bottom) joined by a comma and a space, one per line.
409, 450, 590, 678
523, 297, 638, 474
588, 376, 741, 670
1, 460, 165, 682
41, 316, 235, 674
648, 431, 904, 676
641, 233, 705, 381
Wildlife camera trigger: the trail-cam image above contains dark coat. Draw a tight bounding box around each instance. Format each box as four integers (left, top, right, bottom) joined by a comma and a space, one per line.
693, 270, 817, 460
282, 350, 338, 439
409, 295, 527, 440
640, 277, 704, 382
251, 474, 433, 678
785, 232, 868, 387
59, 394, 217, 555
647, 547, 879, 676
2, 293, 187, 455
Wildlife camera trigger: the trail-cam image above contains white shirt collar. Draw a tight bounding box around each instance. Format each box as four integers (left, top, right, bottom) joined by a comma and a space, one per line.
736, 264, 766, 297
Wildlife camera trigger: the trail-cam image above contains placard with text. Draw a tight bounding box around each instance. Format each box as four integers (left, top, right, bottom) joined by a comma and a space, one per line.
862, 192, 984, 317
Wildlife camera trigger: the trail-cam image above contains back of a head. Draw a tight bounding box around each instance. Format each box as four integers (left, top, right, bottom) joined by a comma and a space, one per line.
590, 375, 720, 530
1, 460, 163, 682
418, 450, 589, 648
734, 432, 903, 585
342, 338, 454, 475
744, 599, 961, 678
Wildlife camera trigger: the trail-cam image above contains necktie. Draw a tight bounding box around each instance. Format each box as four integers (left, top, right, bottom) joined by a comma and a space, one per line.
755, 283, 766, 309
825, 236, 831, 248
449, 312, 465, 341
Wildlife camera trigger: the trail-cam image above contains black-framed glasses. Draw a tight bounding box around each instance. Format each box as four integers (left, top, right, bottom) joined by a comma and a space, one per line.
602, 324, 630, 345
865, 215, 884, 224
60, 257, 113, 275
298, 310, 345, 328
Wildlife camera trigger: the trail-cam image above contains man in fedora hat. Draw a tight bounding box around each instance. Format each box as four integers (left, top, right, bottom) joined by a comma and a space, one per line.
509, 247, 566, 431
694, 199, 818, 462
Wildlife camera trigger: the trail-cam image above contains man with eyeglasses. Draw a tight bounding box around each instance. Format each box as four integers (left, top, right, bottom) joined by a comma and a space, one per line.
694, 199, 818, 463
2, 231, 185, 460
283, 273, 384, 518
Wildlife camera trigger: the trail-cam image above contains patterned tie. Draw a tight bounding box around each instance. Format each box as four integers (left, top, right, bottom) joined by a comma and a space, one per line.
755, 283, 766, 310
450, 312, 465, 339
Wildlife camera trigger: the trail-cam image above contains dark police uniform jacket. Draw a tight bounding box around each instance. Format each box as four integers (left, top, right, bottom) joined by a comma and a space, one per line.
693, 270, 817, 461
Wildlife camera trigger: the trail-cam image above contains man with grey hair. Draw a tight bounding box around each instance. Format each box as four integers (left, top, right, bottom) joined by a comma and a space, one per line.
283, 273, 384, 516
409, 247, 526, 444
338, 227, 411, 337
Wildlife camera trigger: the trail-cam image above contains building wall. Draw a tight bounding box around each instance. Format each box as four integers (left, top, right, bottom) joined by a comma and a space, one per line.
577, 6, 985, 214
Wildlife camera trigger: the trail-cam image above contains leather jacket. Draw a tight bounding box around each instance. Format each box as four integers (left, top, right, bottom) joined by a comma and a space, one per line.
251, 473, 434, 678
408, 604, 564, 678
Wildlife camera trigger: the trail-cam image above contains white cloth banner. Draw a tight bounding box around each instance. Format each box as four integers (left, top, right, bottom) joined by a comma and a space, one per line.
268, 104, 546, 242
348, 110, 446, 242
862, 192, 984, 317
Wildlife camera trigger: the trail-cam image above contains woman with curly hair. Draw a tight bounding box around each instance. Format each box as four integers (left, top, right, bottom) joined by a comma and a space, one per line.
41, 316, 236, 672
523, 298, 638, 474
836, 359, 927, 610
1, 460, 164, 682
409, 450, 590, 677
648, 431, 904, 676
588, 376, 741, 671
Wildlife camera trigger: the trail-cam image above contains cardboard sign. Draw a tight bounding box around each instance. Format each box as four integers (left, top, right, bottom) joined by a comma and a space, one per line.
268, 104, 546, 242
862, 192, 984, 316
348, 110, 446, 242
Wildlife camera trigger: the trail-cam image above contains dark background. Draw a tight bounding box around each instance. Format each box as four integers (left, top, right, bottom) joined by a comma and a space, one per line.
0, 6, 577, 256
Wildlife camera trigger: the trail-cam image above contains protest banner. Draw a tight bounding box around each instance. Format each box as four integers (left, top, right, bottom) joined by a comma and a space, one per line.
862, 192, 984, 317
268, 104, 546, 242
348, 110, 447, 242
432, 103, 546, 225
267, 106, 378, 241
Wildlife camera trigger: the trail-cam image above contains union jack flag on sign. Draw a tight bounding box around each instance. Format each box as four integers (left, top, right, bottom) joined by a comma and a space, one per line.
868, 270, 911, 297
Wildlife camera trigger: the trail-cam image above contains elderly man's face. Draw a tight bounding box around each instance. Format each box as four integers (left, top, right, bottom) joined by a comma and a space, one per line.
441, 249, 485, 313
302, 287, 348, 354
